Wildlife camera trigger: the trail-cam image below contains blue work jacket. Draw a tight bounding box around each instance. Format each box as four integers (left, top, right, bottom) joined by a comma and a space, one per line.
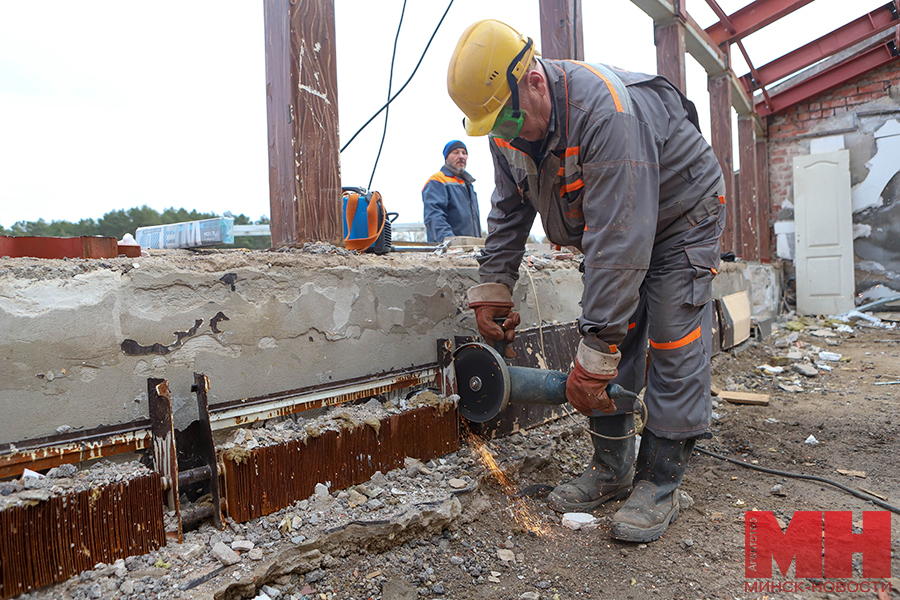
422, 165, 481, 243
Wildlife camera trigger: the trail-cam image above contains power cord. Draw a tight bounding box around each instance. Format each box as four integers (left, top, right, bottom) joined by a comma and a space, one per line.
340, 0, 456, 154
694, 445, 900, 516
367, 0, 407, 190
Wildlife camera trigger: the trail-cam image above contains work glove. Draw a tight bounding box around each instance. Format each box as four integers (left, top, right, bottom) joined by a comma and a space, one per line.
566, 337, 621, 415
467, 282, 520, 358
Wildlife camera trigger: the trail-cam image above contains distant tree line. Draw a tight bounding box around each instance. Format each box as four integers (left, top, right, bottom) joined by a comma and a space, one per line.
0, 206, 272, 250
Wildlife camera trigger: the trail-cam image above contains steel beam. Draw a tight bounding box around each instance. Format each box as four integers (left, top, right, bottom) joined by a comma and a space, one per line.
630, 0, 757, 119
756, 41, 900, 117
539, 0, 584, 60
706, 0, 814, 46
741, 1, 900, 92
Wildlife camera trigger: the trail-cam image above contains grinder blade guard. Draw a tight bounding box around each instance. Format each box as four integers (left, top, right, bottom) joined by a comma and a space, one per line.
453, 342, 570, 422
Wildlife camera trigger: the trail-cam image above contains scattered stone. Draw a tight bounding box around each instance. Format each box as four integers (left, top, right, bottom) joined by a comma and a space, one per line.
448, 478, 467, 489
176, 543, 204, 562
681, 538, 694, 548
382, 577, 417, 600
805, 435, 820, 445
432, 582, 446, 594
497, 548, 516, 563
260, 584, 282, 599
231, 540, 254, 553
779, 383, 803, 393
305, 569, 327, 583
770, 484, 786, 496
818, 351, 842, 361
248, 548, 264, 561
449, 555, 464, 566
810, 329, 837, 338
768, 356, 790, 367
520, 593, 540, 600
792, 363, 819, 377
211, 542, 240, 566
348, 489, 368, 507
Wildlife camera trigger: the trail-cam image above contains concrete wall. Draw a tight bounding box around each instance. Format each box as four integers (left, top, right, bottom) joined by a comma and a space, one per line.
0, 249, 781, 444
0, 251, 583, 443
766, 60, 900, 295
712, 260, 781, 320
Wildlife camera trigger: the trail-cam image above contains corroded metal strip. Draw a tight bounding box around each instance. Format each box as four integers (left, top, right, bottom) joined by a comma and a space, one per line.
209, 366, 440, 431
193, 373, 224, 529
148, 378, 182, 542
0, 473, 165, 600
222, 403, 459, 523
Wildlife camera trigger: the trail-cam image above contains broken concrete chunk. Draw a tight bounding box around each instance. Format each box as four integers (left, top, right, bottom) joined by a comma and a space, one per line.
792, 363, 819, 377
562, 512, 597, 530
211, 542, 240, 566
348, 489, 367, 508
768, 356, 790, 367
818, 351, 842, 361
248, 548, 264, 561
231, 540, 254, 553
448, 478, 467, 489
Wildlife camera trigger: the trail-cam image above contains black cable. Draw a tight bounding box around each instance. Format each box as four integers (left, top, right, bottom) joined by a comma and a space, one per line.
368, 0, 407, 190
694, 446, 900, 516
340, 0, 455, 154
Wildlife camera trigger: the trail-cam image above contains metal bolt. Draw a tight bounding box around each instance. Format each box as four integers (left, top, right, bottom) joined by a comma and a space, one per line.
469, 376, 482, 392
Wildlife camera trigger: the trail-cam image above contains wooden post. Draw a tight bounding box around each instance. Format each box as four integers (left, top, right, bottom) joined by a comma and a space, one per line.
264, 0, 342, 249
708, 74, 734, 253
539, 0, 584, 60
655, 19, 687, 92
738, 116, 759, 261
756, 138, 771, 262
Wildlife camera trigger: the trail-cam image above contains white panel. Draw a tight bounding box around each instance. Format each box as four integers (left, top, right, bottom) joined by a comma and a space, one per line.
793, 150, 854, 315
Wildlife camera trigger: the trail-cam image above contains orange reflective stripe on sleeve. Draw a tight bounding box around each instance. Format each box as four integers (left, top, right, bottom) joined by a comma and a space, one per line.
650, 325, 701, 350
493, 137, 527, 154
564, 146, 579, 157
628, 322, 636, 330
609, 344, 617, 354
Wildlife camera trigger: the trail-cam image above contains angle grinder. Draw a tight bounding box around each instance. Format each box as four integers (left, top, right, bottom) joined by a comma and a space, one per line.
453, 337, 638, 423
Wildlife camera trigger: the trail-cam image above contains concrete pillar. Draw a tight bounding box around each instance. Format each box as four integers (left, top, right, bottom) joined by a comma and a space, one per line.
264, 0, 342, 248
738, 116, 759, 261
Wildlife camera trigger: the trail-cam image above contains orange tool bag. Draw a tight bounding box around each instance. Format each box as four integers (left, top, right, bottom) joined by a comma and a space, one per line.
341, 187, 397, 255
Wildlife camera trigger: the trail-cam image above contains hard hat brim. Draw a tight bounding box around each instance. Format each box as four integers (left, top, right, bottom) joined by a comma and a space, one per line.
464, 105, 504, 137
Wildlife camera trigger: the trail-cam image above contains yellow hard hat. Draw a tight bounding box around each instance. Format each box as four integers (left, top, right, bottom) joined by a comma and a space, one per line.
447, 20, 537, 137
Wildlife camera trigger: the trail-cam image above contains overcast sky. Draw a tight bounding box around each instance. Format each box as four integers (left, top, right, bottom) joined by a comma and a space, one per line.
0, 1, 885, 234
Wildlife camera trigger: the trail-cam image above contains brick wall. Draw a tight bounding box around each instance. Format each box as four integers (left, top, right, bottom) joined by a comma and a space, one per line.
766, 60, 900, 215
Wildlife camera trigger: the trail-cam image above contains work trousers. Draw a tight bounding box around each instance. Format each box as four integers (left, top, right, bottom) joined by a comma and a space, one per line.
600, 204, 726, 441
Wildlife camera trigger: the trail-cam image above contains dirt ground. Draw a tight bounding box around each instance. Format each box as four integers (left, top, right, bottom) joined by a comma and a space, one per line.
12, 315, 900, 600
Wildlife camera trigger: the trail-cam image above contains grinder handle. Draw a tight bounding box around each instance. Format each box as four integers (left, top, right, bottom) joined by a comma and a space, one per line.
491, 316, 508, 356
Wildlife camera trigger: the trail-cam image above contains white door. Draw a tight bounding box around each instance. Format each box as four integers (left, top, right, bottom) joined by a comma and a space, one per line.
793, 150, 855, 315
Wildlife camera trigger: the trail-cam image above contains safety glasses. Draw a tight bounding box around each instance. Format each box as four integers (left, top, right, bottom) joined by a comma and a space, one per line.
488, 37, 533, 140
490, 104, 527, 139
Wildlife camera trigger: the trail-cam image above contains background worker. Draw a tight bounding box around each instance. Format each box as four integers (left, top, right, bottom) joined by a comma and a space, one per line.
422, 140, 482, 243
450, 20, 726, 543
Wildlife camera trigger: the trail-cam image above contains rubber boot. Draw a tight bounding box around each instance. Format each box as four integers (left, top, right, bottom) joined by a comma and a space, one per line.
610, 429, 695, 542
547, 413, 635, 512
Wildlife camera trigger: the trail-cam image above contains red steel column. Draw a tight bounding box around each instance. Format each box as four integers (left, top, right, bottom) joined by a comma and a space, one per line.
738, 116, 759, 261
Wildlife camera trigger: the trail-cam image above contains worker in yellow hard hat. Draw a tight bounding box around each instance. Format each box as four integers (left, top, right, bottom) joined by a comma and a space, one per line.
450, 19, 727, 544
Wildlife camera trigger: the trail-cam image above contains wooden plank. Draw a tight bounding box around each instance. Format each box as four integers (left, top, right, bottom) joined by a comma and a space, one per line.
290, 0, 342, 246
719, 390, 769, 405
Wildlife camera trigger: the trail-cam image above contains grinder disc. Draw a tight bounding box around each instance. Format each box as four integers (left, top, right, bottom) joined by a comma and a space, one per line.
453, 343, 510, 422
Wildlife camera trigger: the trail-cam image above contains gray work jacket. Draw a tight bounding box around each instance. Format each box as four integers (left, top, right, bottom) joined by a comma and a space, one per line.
478, 58, 724, 347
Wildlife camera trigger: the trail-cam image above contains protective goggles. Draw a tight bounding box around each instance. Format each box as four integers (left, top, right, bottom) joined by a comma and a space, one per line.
488, 37, 533, 140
